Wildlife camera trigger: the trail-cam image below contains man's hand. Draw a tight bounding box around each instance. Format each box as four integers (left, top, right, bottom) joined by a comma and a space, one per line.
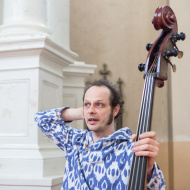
131, 131, 160, 172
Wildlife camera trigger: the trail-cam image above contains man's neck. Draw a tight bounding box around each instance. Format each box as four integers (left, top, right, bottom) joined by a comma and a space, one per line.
92, 126, 115, 143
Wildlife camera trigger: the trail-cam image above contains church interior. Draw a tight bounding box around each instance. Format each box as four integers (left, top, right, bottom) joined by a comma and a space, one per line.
0, 0, 189, 189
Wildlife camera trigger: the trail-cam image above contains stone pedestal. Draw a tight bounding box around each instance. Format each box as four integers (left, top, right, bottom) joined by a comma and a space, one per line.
0, 177, 63, 190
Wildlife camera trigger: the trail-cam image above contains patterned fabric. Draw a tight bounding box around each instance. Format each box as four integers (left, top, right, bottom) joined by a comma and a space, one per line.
34, 107, 166, 190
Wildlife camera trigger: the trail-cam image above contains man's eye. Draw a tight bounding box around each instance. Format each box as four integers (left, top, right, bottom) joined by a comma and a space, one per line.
97, 103, 103, 107
84, 103, 90, 107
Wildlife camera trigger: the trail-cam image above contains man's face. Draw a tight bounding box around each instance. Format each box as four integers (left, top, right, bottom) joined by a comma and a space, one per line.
83, 86, 115, 133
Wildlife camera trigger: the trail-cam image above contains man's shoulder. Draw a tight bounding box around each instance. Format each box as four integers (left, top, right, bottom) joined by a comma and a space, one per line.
116, 127, 133, 136
101, 127, 133, 142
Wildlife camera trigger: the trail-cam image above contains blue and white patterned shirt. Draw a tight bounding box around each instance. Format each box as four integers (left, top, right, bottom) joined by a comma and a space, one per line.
34, 107, 166, 190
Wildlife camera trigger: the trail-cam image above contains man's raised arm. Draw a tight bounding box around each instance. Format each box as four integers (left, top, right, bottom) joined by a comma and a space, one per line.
61, 107, 84, 121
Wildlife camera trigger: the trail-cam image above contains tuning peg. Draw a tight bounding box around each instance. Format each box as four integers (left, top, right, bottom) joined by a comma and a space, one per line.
164, 49, 178, 57
179, 32, 186, 40
138, 63, 145, 72
146, 43, 152, 51
164, 56, 177, 72
171, 32, 186, 41
170, 40, 184, 59
178, 51, 183, 59
169, 62, 176, 72
172, 64, 177, 72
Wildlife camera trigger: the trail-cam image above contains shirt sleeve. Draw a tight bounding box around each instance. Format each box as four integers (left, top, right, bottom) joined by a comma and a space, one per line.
146, 163, 166, 190
34, 107, 84, 152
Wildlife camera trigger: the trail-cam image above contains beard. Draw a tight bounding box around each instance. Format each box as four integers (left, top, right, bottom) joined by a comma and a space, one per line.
106, 109, 114, 125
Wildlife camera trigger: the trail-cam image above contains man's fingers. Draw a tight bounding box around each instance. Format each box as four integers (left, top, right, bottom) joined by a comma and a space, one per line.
139, 131, 157, 140
133, 138, 160, 148
131, 131, 157, 141
131, 131, 160, 172
132, 144, 159, 153
131, 134, 137, 141
134, 150, 158, 158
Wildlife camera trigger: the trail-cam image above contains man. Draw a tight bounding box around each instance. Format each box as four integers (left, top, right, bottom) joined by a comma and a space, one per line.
35, 79, 166, 190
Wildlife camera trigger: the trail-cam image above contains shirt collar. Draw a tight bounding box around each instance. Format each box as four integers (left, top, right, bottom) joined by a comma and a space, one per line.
89, 127, 133, 145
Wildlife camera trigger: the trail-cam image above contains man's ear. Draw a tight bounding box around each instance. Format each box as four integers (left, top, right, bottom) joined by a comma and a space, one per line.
113, 104, 120, 117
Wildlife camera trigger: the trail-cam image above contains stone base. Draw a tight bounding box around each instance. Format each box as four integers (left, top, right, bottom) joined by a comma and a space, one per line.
0, 176, 63, 190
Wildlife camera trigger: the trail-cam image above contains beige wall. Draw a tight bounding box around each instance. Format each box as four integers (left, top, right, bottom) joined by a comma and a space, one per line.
170, 1, 190, 190
70, 0, 167, 133
70, 0, 190, 189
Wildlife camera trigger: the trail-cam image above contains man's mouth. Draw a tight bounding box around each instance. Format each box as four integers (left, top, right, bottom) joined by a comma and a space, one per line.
88, 118, 98, 124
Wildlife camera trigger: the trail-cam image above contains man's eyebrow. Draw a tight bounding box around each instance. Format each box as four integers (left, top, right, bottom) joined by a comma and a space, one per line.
84, 99, 104, 102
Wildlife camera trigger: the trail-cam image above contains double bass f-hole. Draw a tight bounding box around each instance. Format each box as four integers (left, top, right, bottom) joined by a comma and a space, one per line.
128, 6, 185, 190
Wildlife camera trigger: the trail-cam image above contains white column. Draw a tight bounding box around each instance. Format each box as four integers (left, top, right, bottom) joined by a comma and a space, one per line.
47, 0, 70, 49
0, 0, 3, 25
0, 0, 50, 36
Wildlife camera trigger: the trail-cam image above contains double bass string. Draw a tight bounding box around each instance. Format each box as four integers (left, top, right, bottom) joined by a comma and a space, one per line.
129, 76, 151, 189
128, 75, 148, 189
138, 75, 155, 189
128, 57, 157, 189
138, 58, 156, 188
139, 75, 155, 189
137, 76, 150, 189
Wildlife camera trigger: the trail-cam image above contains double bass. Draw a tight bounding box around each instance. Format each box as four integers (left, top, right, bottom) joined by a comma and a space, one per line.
127, 6, 185, 190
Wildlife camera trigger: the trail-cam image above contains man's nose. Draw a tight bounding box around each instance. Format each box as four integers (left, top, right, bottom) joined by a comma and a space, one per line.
88, 105, 96, 113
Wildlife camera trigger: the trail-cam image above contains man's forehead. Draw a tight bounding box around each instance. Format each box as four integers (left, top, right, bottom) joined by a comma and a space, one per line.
84, 85, 111, 100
